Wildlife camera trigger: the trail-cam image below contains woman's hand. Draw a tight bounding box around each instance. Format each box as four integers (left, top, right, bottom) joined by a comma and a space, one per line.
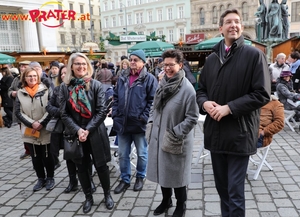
32, 121, 42, 131
78, 128, 89, 142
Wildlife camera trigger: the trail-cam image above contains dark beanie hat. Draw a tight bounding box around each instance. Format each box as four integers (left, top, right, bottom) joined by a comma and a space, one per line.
130, 50, 146, 63
50, 61, 60, 69
280, 71, 293, 77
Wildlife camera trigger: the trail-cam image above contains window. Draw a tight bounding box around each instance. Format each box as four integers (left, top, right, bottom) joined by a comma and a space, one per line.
179, 28, 184, 38
227, 4, 232, 9
200, 8, 205, 25
212, 6, 218, 24
135, 0, 141, 5
60, 34, 65, 44
69, 3, 73, 10
72, 35, 76, 44
71, 20, 75, 28
242, 2, 248, 21
220, 5, 225, 15
112, 1, 115, 9
136, 12, 143, 24
138, 31, 144, 35
127, 0, 131, 7
90, 6, 93, 15
112, 17, 116, 27
158, 9, 162, 21
158, 30, 163, 37
178, 6, 184, 19
80, 5, 84, 13
104, 18, 109, 28
81, 21, 85, 29
128, 14, 132, 25
167, 8, 172, 20
291, 2, 300, 22
104, 2, 108, 11
168, 29, 174, 42
148, 11, 153, 22
120, 15, 124, 26
82, 35, 86, 43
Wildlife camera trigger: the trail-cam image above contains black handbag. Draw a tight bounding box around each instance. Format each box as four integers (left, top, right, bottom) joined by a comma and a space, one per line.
46, 118, 64, 133
63, 133, 83, 160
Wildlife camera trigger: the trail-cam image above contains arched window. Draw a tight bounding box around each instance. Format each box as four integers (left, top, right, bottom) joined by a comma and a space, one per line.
227, 4, 232, 9
242, 2, 248, 21
220, 5, 225, 16
212, 6, 218, 24
200, 8, 205, 25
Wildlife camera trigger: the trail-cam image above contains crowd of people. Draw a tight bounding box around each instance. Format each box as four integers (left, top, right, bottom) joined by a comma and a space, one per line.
0, 7, 296, 217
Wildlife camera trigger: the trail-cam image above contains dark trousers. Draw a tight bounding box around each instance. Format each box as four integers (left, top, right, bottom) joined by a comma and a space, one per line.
19, 124, 30, 155
26, 143, 55, 179
211, 152, 249, 217
3, 107, 13, 122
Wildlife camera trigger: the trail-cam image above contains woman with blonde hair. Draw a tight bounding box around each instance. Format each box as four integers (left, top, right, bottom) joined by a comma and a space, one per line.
15, 67, 54, 191
117, 59, 130, 76
59, 53, 114, 213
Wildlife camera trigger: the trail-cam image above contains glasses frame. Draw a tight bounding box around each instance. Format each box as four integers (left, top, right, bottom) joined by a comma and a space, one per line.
73, 62, 87, 66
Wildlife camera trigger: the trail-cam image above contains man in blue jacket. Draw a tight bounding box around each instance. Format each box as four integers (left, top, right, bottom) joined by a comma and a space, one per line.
112, 50, 158, 194
196, 9, 270, 217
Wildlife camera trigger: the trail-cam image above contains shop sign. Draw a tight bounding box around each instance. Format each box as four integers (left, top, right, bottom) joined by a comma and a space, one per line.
185, 33, 205, 44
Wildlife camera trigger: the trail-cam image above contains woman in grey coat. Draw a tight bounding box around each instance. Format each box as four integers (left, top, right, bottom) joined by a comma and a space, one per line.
146, 49, 198, 217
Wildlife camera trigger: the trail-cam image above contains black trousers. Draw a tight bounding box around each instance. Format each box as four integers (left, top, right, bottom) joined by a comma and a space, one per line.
26, 143, 55, 179
210, 152, 249, 217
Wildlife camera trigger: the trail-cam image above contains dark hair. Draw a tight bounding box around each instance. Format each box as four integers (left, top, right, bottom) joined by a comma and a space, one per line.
1, 67, 12, 77
162, 49, 184, 64
121, 55, 128, 60
57, 65, 66, 85
290, 51, 300, 60
219, 9, 242, 27
101, 62, 108, 68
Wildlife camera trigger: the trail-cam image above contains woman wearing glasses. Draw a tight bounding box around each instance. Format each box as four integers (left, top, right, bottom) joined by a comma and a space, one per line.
15, 67, 55, 192
59, 53, 114, 213
146, 49, 198, 217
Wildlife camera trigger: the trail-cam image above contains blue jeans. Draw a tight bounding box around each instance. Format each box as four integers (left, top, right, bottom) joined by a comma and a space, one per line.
118, 133, 148, 183
257, 134, 264, 148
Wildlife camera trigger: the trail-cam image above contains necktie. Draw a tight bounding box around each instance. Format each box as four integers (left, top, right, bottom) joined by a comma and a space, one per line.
225, 47, 230, 53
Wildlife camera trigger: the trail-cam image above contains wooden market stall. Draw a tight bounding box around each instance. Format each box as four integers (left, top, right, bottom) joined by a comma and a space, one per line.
271, 36, 300, 61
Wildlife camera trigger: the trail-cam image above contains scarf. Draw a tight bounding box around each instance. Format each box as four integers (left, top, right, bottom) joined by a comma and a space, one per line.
69, 77, 92, 118
153, 69, 184, 111
25, 84, 39, 98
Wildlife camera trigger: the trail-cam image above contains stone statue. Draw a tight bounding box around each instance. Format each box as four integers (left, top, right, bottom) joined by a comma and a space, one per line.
255, 0, 267, 41
280, 0, 289, 40
266, 0, 283, 40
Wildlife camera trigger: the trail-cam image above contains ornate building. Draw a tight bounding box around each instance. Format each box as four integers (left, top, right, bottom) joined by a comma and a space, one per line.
190, 0, 259, 40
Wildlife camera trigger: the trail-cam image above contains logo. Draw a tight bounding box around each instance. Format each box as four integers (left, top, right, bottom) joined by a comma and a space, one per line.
1, 1, 90, 28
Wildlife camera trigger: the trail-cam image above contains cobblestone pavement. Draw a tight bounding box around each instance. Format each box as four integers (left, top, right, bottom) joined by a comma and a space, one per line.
0, 121, 300, 217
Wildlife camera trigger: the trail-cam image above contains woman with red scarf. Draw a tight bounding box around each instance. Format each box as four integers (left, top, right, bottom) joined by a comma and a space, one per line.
59, 53, 113, 213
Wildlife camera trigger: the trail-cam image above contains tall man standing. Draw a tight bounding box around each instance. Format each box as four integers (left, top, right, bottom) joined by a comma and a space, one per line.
196, 9, 270, 217
112, 50, 158, 194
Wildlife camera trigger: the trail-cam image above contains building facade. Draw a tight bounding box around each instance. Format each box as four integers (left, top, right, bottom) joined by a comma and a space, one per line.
100, 0, 191, 63
0, 0, 57, 52
56, 0, 101, 53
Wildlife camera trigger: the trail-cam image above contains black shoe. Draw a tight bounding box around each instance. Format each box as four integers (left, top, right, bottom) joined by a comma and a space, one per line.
33, 178, 46, 192
83, 197, 94, 213
45, 177, 55, 190
133, 177, 144, 191
114, 181, 130, 194
20, 153, 30, 160
154, 198, 173, 215
172, 202, 186, 217
64, 179, 78, 193
104, 191, 114, 210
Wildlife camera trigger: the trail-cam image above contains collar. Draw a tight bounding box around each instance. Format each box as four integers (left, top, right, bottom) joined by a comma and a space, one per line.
130, 68, 142, 76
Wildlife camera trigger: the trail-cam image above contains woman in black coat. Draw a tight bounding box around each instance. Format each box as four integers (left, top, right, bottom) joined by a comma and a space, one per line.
59, 53, 113, 213
0, 67, 14, 127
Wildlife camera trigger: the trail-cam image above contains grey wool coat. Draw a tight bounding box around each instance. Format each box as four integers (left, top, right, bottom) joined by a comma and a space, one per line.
146, 77, 198, 188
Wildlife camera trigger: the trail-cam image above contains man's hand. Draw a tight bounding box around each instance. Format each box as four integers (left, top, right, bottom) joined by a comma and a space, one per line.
12, 91, 17, 97
211, 105, 231, 121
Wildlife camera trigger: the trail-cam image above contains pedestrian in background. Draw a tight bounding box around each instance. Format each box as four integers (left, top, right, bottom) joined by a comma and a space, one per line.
196, 9, 270, 217
147, 49, 198, 217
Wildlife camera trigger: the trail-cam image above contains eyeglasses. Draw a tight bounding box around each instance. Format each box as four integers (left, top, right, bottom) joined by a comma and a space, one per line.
129, 58, 141, 62
73, 62, 87, 66
25, 75, 37, 78
163, 63, 177, 68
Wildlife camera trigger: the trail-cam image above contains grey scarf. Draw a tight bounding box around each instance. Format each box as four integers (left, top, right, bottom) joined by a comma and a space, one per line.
153, 69, 184, 111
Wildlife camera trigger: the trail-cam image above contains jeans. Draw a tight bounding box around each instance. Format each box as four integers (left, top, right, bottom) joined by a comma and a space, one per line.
257, 134, 264, 148
118, 133, 148, 183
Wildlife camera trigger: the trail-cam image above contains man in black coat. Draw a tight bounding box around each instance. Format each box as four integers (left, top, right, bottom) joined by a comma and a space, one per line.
196, 9, 270, 217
